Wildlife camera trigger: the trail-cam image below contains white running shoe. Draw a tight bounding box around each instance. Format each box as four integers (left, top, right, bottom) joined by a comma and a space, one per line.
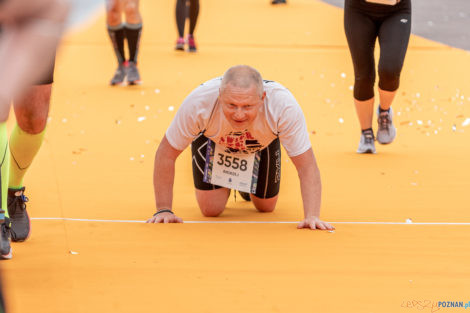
357, 129, 376, 154
376, 106, 397, 144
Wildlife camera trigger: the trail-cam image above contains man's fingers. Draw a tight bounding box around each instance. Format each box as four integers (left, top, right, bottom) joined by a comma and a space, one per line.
309, 221, 317, 230
147, 214, 183, 224
297, 221, 306, 229
316, 222, 326, 230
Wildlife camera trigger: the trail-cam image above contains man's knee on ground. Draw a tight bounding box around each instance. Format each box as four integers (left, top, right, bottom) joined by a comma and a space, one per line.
199, 203, 225, 217
254, 203, 276, 213
252, 195, 277, 213
195, 188, 229, 217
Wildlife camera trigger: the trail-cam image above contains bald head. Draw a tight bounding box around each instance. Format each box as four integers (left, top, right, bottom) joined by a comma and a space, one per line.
220, 65, 264, 97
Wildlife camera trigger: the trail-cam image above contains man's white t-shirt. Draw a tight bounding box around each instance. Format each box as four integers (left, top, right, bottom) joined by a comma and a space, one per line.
166, 77, 311, 157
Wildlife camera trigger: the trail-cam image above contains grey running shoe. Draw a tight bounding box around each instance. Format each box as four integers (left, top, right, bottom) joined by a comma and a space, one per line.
110, 63, 127, 86
376, 107, 397, 144
357, 129, 376, 154
127, 61, 142, 85
0, 217, 12, 260
7, 187, 30, 242
238, 191, 251, 201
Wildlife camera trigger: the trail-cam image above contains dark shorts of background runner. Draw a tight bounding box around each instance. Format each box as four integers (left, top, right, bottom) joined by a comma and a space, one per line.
191, 134, 281, 199
344, 0, 411, 101
0, 24, 55, 84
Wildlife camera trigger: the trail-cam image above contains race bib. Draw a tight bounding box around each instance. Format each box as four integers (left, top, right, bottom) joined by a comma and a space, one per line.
365, 0, 400, 5
203, 140, 260, 193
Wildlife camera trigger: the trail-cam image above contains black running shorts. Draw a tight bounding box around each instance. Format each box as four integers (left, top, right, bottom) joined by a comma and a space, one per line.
191, 134, 281, 199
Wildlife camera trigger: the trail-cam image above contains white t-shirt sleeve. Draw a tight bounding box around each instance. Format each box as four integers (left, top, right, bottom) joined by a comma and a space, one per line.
275, 90, 312, 157
165, 85, 213, 151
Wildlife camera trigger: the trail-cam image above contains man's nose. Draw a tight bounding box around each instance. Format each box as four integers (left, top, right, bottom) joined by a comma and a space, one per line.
233, 107, 245, 118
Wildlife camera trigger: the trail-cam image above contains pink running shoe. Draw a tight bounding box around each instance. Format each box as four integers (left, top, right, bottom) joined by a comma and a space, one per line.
187, 35, 197, 52
175, 37, 184, 51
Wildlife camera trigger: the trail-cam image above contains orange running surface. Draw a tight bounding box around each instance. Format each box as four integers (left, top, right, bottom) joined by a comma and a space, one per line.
3, 0, 470, 312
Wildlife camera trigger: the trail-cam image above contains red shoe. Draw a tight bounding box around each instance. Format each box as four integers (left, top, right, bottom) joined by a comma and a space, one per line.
187, 35, 197, 52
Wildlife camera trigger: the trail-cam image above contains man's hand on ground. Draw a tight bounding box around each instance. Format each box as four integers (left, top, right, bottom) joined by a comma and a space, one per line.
297, 216, 334, 230
146, 212, 183, 224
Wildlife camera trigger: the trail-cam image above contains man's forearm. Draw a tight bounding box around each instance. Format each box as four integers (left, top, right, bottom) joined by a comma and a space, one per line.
298, 165, 322, 218
291, 149, 322, 219
154, 155, 175, 211
153, 136, 182, 211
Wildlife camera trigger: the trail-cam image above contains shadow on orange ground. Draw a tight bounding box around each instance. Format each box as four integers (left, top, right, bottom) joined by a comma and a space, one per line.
3, 0, 470, 312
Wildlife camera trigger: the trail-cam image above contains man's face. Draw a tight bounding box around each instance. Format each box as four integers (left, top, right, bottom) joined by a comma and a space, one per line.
219, 84, 265, 131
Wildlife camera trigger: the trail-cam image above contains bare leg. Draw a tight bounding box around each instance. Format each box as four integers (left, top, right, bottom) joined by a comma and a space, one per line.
0, 0, 68, 106
378, 88, 396, 111
251, 194, 278, 213
123, 0, 141, 24
106, 0, 123, 26
195, 188, 230, 217
10, 84, 50, 189
13, 84, 50, 134
354, 97, 374, 130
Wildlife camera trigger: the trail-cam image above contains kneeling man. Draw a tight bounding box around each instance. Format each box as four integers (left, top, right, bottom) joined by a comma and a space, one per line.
147, 65, 333, 230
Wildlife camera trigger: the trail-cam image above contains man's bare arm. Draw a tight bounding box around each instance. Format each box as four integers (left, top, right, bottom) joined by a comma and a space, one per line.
147, 135, 184, 223
290, 148, 334, 230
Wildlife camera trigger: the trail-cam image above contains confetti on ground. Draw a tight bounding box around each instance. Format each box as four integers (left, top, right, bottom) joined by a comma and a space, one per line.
69, 251, 79, 255
137, 116, 146, 122
406, 219, 413, 224
154, 89, 160, 94
168, 106, 175, 111
339, 118, 344, 124
461, 118, 470, 127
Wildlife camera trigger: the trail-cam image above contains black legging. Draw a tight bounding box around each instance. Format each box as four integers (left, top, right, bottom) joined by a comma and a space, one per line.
176, 0, 200, 38
344, 0, 411, 101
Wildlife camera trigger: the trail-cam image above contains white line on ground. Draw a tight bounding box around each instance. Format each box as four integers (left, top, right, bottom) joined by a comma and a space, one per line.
31, 217, 470, 225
